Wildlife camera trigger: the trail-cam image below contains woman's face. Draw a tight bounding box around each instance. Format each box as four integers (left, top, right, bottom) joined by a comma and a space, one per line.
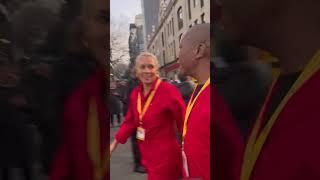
82, 0, 108, 68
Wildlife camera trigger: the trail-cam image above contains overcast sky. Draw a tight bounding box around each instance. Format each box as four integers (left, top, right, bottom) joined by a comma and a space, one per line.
110, 0, 142, 65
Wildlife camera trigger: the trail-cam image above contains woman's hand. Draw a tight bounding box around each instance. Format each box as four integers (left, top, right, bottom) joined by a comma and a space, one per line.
110, 139, 119, 157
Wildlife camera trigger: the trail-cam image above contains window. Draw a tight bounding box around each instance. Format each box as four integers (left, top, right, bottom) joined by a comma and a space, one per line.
171, 17, 175, 35
162, 32, 164, 47
177, 7, 183, 30
188, 0, 192, 19
201, 13, 205, 23
173, 40, 176, 59
163, 51, 166, 65
179, 33, 183, 42
167, 24, 170, 35
194, 0, 199, 7
194, 19, 198, 25
200, 0, 204, 7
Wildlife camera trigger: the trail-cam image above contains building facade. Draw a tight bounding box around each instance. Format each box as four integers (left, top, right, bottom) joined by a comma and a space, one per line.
142, 0, 210, 79
128, 14, 145, 69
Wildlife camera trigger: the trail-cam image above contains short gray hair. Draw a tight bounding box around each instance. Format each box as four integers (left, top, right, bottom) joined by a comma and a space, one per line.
135, 52, 160, 70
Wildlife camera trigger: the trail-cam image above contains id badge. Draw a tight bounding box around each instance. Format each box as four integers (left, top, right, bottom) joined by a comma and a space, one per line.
182, 149, 190, 177
136, 127, 145, 141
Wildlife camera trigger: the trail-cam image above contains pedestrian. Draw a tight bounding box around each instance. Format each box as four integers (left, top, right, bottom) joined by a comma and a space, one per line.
178, 23, 243, 180
219, 0, 320, 179
123, 68, 146, 173
110, 52, 185, 180
110, 89, 122, 126
48, 0, 108, 179
175, 73, 194, 105
0, 8, 34, 179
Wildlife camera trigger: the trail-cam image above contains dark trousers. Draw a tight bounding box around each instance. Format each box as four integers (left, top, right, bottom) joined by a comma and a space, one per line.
1, 166, 32, 180
130, 130, 142, 167
110, 114, 121, 126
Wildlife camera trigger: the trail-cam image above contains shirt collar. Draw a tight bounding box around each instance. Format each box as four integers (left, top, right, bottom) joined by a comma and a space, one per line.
138, 77, 160, 93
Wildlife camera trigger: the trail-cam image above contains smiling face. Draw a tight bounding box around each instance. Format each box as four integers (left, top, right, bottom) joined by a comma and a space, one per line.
135, 55, 158, 86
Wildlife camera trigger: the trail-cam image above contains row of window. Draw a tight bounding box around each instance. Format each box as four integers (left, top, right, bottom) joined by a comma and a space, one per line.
178, 0, 206, 30
151, 0, 207, 66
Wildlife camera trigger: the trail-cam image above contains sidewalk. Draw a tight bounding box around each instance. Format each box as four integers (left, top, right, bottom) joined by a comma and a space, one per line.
110, 126, 146, 180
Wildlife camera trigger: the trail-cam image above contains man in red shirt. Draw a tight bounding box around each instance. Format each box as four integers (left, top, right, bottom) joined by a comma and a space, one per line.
219, 0, 320, 179
178, 23, 243, 180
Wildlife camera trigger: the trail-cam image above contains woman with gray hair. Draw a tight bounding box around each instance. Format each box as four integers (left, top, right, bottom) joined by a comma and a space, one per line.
110, 52, 185, 180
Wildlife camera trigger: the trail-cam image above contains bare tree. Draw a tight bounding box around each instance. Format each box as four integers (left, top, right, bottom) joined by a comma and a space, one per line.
110, 14, 130, 78
113, 62, 128, 79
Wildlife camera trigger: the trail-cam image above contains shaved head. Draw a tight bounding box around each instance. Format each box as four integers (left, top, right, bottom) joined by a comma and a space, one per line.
178, 23, 210, 78
182, 23, 210, 51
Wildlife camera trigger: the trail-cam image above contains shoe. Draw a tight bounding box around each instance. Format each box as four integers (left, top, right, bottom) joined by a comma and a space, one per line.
134, 165, 146, 173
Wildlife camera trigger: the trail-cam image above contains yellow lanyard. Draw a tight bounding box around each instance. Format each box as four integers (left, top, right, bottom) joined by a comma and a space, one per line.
88, 97, 108, 180
137, 79, 161, 125
241, 50, 320, 180
182, 78, 210, 146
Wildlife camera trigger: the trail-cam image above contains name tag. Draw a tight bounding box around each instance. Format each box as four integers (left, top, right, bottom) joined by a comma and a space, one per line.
136, 127, 145, 141
182, 149, 190, 177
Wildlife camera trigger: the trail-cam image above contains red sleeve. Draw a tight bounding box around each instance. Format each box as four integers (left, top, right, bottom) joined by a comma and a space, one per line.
49, 105, 72, 180
213, 87, 244, 180
115, 92, 138, 144
49, 142, 70, 180
170, 85, 186, 133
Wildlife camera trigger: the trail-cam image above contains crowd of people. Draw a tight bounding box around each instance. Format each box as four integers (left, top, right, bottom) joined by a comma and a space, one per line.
110, 23, 211, 180
1, 0, 318, 179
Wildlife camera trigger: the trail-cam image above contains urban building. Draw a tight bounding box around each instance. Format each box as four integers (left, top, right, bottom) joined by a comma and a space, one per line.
128, 14, 145, 69
142, 0, 210, 79
141, 0, 160, 46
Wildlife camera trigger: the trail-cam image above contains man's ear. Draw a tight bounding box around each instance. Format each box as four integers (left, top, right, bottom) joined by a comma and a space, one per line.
194, 43, 206, 59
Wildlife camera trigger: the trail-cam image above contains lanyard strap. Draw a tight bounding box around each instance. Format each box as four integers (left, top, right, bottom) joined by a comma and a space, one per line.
88, 97, 107, 180
182, 78, 210, 146
241, 50, 320, 180
137, 79, 162, 124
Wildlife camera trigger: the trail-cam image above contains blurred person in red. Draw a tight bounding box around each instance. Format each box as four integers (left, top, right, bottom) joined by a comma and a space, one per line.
49, 0, 108, 179
110, 52, 185, 180
178, 23, 243, 180
219, 0, 320, 179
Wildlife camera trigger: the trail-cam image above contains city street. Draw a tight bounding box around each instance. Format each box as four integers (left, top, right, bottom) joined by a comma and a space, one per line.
110, 126, 146, 180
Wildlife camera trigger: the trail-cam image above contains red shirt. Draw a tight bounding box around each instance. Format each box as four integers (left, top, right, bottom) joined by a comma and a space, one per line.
183, 83, 211, 180
213, 86, 244, 180
49, 69, 108, 180
116, 79, 185, 180
247, 70, 320, 180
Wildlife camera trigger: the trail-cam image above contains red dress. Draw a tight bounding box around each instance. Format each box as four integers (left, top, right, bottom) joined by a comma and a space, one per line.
49, 69, 108, 180
116, 79, 185, 180
244, 70, 320, 180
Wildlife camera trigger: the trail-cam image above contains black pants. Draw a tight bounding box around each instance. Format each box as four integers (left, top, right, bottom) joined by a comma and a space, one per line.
110, 114, 121, 126
130, 130, 141, 167
1, 166, 32, 180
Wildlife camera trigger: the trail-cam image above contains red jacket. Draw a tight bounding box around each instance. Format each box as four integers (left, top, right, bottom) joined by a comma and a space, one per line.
116, 79, 185, 180
49, 69, 108, 180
